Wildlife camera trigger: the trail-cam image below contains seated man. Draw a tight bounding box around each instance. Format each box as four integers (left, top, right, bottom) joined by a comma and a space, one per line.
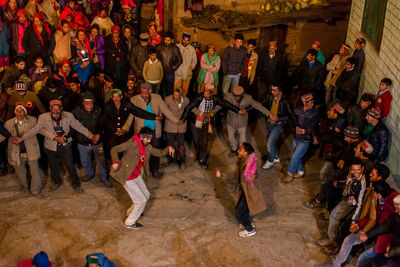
364, 107, 390, 163
316, 159, 367, 250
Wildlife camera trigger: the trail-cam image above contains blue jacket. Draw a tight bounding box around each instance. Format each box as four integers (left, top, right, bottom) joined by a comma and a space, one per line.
294, 107, 320, 142
366, 121, 389, 163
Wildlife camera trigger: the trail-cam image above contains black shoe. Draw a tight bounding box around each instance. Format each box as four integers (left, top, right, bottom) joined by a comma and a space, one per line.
153, 170, 162, 179
180, 162, 187, 170
304, 198, 323, 209
81, 175, 95, 182
101, 179, 113, 188
199, 160, 208, 169
73, 185, 84, 193
49, 183, 62, 192
124, 222, 143, 229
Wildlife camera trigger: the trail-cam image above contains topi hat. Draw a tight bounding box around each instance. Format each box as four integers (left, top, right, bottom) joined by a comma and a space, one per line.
368, 107, 382, 119
332, 103, 345, 114
360, 140, 374, 154
32, 251, 51, 267
15, 81, 27, 91
140, 82, 152, 90
139, 32, 149, 40
301, 93, 313, 102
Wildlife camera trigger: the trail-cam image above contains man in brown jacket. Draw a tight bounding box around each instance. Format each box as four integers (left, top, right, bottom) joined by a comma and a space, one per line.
0, 105, 43, 197
233, 142, 267, 237
164, 87, 189, 169
130, 82, 180, 178
110, 127, 175, 229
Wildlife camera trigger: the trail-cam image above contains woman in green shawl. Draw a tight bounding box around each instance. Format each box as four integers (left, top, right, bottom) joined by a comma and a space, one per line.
197, 44, 221, 93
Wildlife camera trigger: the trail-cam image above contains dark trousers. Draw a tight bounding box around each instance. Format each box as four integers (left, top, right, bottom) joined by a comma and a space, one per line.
161, 74, 175, 98
150, 132, 162, 174
190, 122, 209, 162
236, 193, 254, 232
45, 143, 81, 188
165, 132, 186, 163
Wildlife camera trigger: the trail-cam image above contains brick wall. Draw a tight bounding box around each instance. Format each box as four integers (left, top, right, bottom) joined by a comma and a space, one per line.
346, 0, 400, 185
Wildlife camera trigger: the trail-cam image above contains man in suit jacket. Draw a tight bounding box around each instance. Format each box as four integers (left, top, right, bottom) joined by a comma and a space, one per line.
259, 41, 283, 92
16, 99, 96, 193
0, 105, 43, 197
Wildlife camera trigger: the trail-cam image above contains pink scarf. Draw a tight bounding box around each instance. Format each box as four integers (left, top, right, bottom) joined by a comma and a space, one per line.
244, 153, 257, 186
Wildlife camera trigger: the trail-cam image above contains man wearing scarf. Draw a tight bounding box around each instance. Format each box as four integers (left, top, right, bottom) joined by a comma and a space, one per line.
104, 25, 129, 89
16, 99, 97, 193
21, 12, 55, 68
53, 20, 72, 64
110, 127, 175, 229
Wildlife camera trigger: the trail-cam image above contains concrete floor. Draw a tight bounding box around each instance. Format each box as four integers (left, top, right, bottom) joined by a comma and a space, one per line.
0, 118, 332, 266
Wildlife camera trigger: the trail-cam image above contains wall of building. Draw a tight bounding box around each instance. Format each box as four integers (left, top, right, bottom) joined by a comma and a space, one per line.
346, 0, 400, 184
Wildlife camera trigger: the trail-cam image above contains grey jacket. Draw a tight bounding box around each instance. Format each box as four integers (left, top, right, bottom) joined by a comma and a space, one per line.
22, 111, 93, 151
225, 93, 270, 128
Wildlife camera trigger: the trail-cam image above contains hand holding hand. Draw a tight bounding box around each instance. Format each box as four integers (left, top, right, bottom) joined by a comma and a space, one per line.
313, 137, 319, 145
349, 223, 359, 233
54, 136, 65, 144
269, 114, 277, 122
111, 163, 119, 171
168, 146, 175, 157
295, 126, 305, 134
156, 114, 163, 120
91, 134, 100, 144
115, 128, 127, 136
238, 109, 246, 115
333, 180, 338, 188
359, 233, 368, 242
337, 160, 344, 169
177, 120, 183, 125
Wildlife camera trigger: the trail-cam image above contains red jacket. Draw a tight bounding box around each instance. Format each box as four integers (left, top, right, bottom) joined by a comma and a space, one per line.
358, 189, 398, 253
375, 89, 392, 119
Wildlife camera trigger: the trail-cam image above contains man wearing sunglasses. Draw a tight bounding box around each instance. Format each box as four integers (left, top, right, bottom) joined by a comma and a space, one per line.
225, 85, 273, 157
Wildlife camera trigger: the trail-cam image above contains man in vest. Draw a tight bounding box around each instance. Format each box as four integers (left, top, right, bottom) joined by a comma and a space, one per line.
110, 127, 175, 229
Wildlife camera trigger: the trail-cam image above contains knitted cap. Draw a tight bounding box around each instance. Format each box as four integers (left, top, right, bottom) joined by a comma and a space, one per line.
140, 82, 152, 90
343, 126, 359, 139
367, 107, 382, 119
182, 32, 191, 39
15, 81, 27, 91
15, 104, 27, 114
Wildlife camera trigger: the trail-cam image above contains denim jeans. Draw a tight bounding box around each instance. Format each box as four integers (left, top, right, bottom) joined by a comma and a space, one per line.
265, 122, 283, 163
332, 231, 361, 267
356, 247, 379, 267
222, 74, 240, 96
328, 200, 355, 241
287, 140, 310, 175
77, 143, 108, 180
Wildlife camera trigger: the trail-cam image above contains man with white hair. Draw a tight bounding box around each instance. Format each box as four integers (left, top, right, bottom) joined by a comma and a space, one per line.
0, 104, 43, 197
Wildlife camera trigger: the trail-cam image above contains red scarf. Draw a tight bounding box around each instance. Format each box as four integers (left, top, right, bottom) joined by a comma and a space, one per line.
128, 134, 146, 180
76, 33, 93, 59
33, 13, 51, 46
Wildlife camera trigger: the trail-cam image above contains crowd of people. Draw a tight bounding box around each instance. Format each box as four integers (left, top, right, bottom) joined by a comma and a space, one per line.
0, 0, 399, 265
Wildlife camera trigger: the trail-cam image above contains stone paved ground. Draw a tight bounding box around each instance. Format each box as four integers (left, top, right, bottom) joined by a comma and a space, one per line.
0, 118, 333, 266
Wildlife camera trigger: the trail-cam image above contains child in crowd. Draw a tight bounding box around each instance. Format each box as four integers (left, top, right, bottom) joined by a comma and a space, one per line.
375, 77, 392, 120
142, 46, 163, 94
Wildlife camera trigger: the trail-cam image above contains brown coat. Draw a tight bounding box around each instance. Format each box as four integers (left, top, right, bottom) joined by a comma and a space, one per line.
0, 116, 40, 166
234, 156, 267, 216
110, 137, 169, 184
164, 95, 189, 133
130, 93, 179, 138
357, 186, 377, 233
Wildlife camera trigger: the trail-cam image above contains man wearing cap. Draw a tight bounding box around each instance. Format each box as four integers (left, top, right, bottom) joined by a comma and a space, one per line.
181, 85, 241, 169
110, 127, 175, 229
157, 32, 183, 98
102, 88, 157, 157
7, 81, 46, 120
305, 126, 361, 209
310, 40, 325, 65
364, 107, 389, 163
261, 84, 294, 169
130, 33, 149, 82
72, 91, 113, 188
15, 99, 97, 193
174, 32, 197, 97
0, 104, 43, 197
123, 73, 137, 99
164, 87, 190, 168
318, 102, 347, 151
130, 82, 180, 177
225, 85, 272, 157
104, 25, 130, 89
282, 93, 319, 183
222, 33, 247, 97
358, 194, 400, 266
324, 44, 351, 107
259, 41, 283, 94
294, 49, 324, 104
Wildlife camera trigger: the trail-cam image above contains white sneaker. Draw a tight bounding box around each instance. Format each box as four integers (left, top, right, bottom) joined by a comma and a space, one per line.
295, 171, 305, 178
273, 158, 280, 163
262, 161, 274, 169
238, 229, 256, 237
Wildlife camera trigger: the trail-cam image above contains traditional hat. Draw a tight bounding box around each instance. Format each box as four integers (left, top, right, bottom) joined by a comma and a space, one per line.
233, 86, 244, 96
360, 140, 374, 154
332, 103, 345, 114
111, 25, 120, 32
312, 40, 321, 47
49, 99, 62, 107
367, 107, 382, 119
110, 89, 122, 96
356, 37, 366, 47
127, 73, 136, 82
182, 32, 191, 39
139, 33, 149, 40
301, 93, 313, 102
32, 251, 51, 267
15, 81, 27, 91
81, 91, 94, 102
15, 104, 27, 115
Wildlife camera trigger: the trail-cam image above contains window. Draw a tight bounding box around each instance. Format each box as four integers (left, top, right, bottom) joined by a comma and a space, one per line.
361, 0, 388, 51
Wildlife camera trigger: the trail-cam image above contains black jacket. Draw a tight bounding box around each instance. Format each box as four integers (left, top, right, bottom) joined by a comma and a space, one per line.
38, 86, 68, 111
335, 68, 358, 104
0, 122, 11, 138
222, 46, 247, 75
157, 43, 183, 75
260, 94, 294, 126
129, 44, 149, 79
181, 94, 240, 122
21, 24, 55, 66
294, 107, 320, 142
259, 52, 283, 86
72, 105, 103, 146
366, 121, 389, 163
295, 60, 324, 93
104, 35, 130, 74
